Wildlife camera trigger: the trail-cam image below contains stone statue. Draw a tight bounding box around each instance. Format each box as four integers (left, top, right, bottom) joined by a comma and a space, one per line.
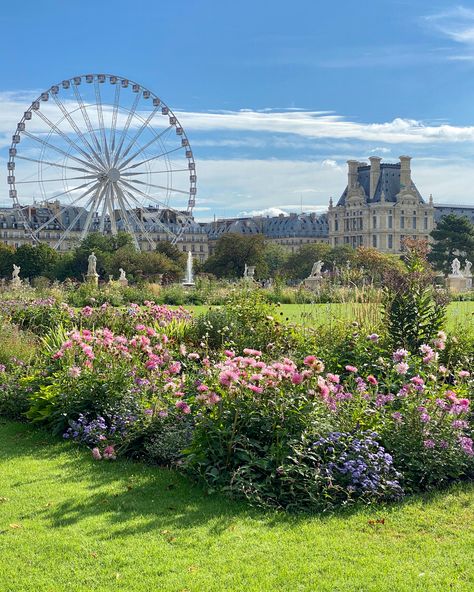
243, 263, 248, 278
12, 264, 20, 280
451, 258, 462, 277
119, 268, 126, 281
464, 260, 472, 277
87, 252, 97, 276
310, 260, 323, 277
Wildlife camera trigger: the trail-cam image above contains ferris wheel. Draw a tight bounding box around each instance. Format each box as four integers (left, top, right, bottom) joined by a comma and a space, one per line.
7, 73, 197, 249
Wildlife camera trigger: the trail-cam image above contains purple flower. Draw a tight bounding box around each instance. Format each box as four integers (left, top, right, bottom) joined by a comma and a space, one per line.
423, 439, 436, 449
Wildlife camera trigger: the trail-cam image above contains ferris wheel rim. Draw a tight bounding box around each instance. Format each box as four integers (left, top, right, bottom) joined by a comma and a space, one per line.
7, 73, 197, 248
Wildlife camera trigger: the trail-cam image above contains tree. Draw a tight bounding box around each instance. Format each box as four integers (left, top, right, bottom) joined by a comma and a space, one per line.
203, 233, 267, 278
353, 247, 403, 282
155, 241, 187, 267
283, 242, 332, 280
106, 247, 183, 283
430, 214, 474, 272
0, 244, 14, 278
13, 243, 59, 279
263, 242, 290, 278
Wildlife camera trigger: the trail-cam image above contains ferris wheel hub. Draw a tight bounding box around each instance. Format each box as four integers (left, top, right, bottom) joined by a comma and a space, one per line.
106, 167, 121, 182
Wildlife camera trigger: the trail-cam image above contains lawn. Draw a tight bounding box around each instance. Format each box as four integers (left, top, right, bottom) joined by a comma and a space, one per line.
1, 421, 473, 592
185, 301, 474, 332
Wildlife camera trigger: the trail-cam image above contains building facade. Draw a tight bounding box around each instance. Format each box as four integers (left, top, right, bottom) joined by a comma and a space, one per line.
327, 156, 435, 253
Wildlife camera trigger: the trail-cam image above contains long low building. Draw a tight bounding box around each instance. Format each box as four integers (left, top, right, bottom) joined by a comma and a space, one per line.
2, 155, 474, 258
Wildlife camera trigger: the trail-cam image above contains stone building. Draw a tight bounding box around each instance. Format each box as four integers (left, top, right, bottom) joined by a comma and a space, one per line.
0, 202, 209, 261
327, 156, 435, 252
205, 212, 329, 255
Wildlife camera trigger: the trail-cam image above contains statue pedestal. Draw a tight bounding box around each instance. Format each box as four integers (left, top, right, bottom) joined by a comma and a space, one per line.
182, 282, 195, 290
10, 278, 22, 290
119, 278, 128, 287
446, 275, 468, 293
86, 273, 99, 287
303, 276, 322, 291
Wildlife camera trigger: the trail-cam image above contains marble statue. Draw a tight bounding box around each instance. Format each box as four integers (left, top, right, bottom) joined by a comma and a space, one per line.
451, 258, 462, 277
119, 268, 126, 281
87, 252, 97, 276
464, 260, 472, 277
310, 260, 323, 277
12, 264, 20, 280
243, 263, 248, 278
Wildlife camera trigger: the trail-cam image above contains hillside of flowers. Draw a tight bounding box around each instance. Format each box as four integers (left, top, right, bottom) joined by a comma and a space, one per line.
1, 244, 473, 512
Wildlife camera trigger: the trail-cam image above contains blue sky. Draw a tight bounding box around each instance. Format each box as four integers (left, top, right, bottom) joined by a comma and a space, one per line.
2, 0, 474, 219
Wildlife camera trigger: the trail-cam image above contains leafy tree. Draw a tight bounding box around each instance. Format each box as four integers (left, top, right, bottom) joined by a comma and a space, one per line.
325, 245, 355, 270
353, 247, 403, 282
0, 243, 14, 278
283, 242, 332, 280
106, 247, 183, 283
430, 214, 474, 272
13, 243, 59, 279
203, 233, 267, 278
155, 241, 187, 267
263, 242, 290, 278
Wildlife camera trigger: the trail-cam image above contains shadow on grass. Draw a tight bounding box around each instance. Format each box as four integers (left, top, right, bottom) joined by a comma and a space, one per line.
1, 420, 473, 541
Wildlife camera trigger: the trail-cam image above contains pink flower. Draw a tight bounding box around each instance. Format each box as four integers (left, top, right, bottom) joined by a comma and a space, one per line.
367, 333, 379, 342
458, 436, 473, 456
392, 412, 403, 423
175, 400, 191, 414
423, 439, 436, 449
291, 372, 303, 385
187, 352, 200, 360
91, 447, 102, 460
458, 370, 470, 378
243, 348, 262, 357
303, 355, 316, 366
224, 350, 235, 358
68, 366, 82, 378
103, 445, 116, 460
367, 375, 378, 385
247, 384, 263, 394
345, 365, 358, 373
81, 306, 93, 317
395, 362, 409, 375
393, 348, 409, 362
326, 373, 340, 384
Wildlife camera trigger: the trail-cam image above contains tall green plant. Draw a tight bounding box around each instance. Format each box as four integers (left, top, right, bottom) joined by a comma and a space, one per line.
382, 239, 447, 352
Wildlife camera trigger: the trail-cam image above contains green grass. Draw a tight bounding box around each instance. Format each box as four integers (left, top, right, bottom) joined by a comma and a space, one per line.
185, 302, 474, 333
1, 421, 473, 592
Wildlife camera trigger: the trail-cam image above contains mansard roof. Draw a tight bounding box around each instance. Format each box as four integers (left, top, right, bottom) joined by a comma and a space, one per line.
434, 204, 474, 224
337, 162, 424, 206
205, 212, 329, 240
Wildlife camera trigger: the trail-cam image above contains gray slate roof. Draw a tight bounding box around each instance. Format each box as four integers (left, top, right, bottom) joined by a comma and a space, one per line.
337, 163, 424, 206
434, 205, 474, 224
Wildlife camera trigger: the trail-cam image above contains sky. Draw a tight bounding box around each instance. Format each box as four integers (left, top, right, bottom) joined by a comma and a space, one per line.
2, 0, 474, 219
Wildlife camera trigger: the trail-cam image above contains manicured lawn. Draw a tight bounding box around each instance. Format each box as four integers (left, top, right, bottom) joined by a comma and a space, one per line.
186, 301, 474, 333
1, 421, 473, 592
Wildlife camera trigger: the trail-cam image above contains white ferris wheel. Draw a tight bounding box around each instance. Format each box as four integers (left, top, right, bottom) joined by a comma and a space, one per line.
7, 73, 197, 249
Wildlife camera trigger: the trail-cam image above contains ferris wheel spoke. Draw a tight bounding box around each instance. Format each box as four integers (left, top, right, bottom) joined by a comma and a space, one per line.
112, 91, 142, 166
94, 79, 111, 166
72, 83, 104, 160
128, 178, 190, 195
116, 105, 161, 164
113, 184, 140, 249
22, 130, 101, 172
55, 190, 99, 249
118, 188, 157, 247
122, 168, 190, 177
36, 181, 100, 234
80, 184, 107, 242
121, 145, 182, 171
109, 83, 121, 153
117, 125, 173, 169
38, 179, 97, 205
51, 93, 104, 167
98, 189, 109, 233
106, 186, 118, 235
121, 187, 174, 241
15, 154, 96, 175
119, 179, 171, 210
33, 109, 100, 168
15, 174, 97, 184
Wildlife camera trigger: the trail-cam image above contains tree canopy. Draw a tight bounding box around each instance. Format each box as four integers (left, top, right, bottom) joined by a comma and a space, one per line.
429, 214, 474, 272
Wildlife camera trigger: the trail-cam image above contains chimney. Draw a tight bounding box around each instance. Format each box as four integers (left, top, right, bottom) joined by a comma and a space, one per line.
347, 160, 359, 189
369, 156, 381, 199
399, 155, 411, 188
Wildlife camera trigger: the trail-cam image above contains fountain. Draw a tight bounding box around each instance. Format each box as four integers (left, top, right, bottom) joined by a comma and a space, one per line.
183, 251, 195, 287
